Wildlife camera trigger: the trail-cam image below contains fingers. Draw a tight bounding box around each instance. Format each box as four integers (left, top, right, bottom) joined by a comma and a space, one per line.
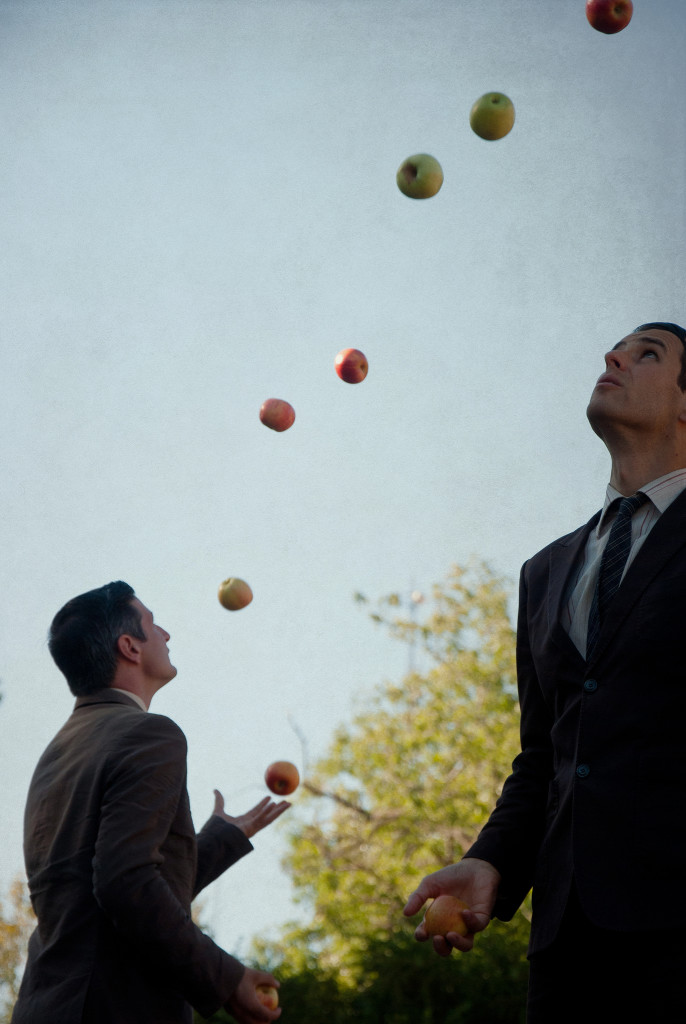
403, 890, 428, 917
213, 789, 225, 815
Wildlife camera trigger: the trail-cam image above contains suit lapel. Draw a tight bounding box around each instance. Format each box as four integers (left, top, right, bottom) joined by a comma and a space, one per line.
547, 511, 601, 654
588, 488, 686, 665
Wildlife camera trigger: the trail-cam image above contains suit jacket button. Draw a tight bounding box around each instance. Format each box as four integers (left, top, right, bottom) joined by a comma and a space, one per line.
576, 763, 590, 778
583, 678, 598, 692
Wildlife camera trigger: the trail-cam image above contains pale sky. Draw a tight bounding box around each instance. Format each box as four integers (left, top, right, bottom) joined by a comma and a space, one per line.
1, 0, 684, 959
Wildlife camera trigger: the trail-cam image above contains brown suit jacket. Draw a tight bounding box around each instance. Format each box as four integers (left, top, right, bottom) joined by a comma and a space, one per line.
467, 488, 686, 954
12, 689, 252, 1023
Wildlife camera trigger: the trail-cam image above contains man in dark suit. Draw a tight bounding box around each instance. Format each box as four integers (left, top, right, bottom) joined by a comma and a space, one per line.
403, 323, 686, 1022
12, 581, 288, 1024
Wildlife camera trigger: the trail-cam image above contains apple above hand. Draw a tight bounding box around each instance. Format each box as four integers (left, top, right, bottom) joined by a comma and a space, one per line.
403, 858, 501, 956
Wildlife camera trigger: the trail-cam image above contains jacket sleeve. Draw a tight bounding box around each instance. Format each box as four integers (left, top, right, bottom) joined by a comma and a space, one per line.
91, 713, 244, 1019
194, 816, 254, 898
464, 561, 554, 920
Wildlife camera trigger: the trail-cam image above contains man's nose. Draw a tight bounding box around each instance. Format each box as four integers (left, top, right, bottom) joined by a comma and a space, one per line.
605, 348, 626, 369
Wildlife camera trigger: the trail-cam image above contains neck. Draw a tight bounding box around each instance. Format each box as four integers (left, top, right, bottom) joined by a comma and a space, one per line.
608, 444, 686, 496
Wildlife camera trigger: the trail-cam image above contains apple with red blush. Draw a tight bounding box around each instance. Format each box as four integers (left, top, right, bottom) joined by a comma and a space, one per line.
260, 398, 295, 432
335, 348, 368, 383
264, 761, 300, 796
585, 0, 633, 34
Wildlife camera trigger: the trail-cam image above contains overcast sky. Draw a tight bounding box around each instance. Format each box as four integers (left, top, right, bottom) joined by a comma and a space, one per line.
1, 0, 684, 959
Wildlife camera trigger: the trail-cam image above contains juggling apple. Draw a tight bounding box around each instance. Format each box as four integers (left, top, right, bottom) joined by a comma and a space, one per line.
260, 398, 295, 432
255, 984, 279, 1011
396, 153, 443, 199
586, 0, 633, 33
217, 577, 253, 611
335, 348, 368, 383
265, 760, 300, 795
469, 92, 515, 141
423, 894, 470, 937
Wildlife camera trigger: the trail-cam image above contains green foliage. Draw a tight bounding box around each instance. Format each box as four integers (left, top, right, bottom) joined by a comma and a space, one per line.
0, 877, 34, 1024
237, 562, 531, 1021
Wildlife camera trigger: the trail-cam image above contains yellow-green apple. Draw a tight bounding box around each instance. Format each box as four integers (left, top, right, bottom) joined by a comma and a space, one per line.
335, 348, 368, 383
586, 0, 633, 33
217, 577, 253, 611
469, 92, 515, 140
255, 984, 279, 1011
260, 398, 295, 432
423, 894, 470, 937
264, 760, 299, 795
396, 154, 443, 199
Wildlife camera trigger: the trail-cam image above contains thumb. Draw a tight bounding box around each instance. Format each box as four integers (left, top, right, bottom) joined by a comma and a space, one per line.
213, 789, 225, 815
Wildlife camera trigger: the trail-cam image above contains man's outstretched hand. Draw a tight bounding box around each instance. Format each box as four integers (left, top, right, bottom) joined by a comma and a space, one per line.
403, 858, 501, 955
212, 791, 290, 839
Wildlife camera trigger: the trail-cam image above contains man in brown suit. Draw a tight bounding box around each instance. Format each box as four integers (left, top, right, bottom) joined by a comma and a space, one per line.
403, 323, 686, 1023
12, 581, 287, 1024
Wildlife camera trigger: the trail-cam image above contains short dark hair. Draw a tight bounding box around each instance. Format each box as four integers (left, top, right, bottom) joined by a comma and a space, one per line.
48, 581, 146, 696
633, 322, 686, 390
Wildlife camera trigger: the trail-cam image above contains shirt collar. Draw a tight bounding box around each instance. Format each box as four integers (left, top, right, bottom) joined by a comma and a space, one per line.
110, 687, 148, 711
596, 468, 686, 536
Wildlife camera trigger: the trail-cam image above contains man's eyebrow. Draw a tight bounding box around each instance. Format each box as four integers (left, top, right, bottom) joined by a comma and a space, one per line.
612, 336, 668, 351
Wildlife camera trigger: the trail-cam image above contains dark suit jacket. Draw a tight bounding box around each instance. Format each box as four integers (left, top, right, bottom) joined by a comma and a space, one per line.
467, 488, 686, 955
12, 689, 253, 1024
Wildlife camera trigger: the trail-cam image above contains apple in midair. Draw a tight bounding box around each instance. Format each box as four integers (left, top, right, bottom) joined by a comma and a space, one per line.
217, 577, 253, 611
423, 894, 470, 937
255, 984, 279, 1011
469, 92, 515, 141
396, 154, 443, 199
260, 398, 295, 432
586, 0, 633, 34
335, 348, 368, 383
264, 760, 300, 795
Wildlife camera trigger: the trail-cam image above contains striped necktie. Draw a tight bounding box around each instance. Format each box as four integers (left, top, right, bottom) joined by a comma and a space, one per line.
586, 492, 647, 659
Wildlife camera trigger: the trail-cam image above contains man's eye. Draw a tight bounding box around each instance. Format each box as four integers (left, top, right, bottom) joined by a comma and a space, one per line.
642, 349, 658, 359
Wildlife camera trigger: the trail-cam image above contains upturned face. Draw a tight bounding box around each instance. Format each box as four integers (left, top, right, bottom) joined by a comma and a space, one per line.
131, 598, 177, 685
586, 327, 686, 442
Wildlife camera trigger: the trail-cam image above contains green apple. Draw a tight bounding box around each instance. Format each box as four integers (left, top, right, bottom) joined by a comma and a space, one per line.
396, 154, 443, 199
217, 577, 253, 611
469, 92, 515, 141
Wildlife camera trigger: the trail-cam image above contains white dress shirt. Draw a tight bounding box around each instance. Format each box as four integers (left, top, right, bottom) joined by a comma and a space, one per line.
564, 469, 686, 658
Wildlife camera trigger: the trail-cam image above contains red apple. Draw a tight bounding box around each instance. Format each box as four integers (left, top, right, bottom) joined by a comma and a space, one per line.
335, 348, 368, 383
259, 398, 295, 432
255, 984, 279, 1011
423, 894, 470, 937
585, 0, 633, 33
264, 760, 300, 795
217, 577, 253, 611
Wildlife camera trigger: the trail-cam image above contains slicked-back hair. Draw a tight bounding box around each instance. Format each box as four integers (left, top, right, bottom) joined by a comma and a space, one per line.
48, 581, 146, 696
633, 322, 686, 390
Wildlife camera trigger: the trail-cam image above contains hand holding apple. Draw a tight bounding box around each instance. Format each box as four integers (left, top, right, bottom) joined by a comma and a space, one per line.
218, 577, 253, 611
423, 894, 470, 938
335, 348, 368, 383
469, 92, 515, 140
265, 760, 300, 795
586, 0, 633, 33
403, 858, 501, 955
396, 153, 443, 199
260, 398, 295, 432
256, 984, 279, 1011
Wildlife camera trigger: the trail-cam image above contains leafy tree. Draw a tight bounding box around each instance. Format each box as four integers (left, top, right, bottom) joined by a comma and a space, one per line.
0, 877, 34, 1024
237, 562, 530, 1021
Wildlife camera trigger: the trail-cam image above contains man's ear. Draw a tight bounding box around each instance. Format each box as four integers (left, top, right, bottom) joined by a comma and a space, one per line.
117, 633, 143, 664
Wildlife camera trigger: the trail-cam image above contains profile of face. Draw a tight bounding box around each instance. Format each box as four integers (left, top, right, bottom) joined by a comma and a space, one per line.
129, 598, 177, 685
586, 327, 686, 442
